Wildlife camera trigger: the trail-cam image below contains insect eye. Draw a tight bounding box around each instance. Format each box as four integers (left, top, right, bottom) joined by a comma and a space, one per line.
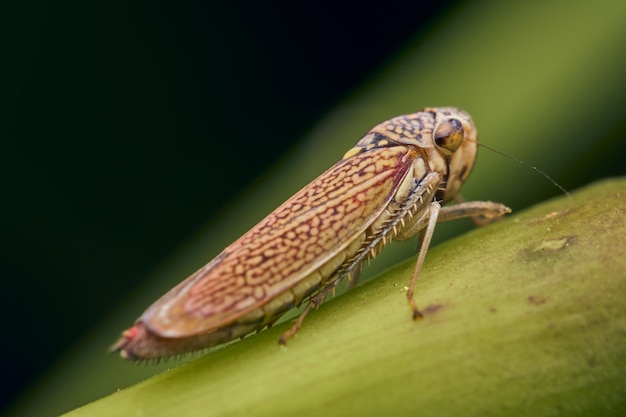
434, 118, 464, 153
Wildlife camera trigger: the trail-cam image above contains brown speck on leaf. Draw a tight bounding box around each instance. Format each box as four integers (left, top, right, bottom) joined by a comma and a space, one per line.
528, 295, 547, 306
423, 304, 443, 314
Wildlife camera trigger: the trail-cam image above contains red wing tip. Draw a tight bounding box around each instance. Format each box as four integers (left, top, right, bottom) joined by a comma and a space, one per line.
110, 325, 142, 360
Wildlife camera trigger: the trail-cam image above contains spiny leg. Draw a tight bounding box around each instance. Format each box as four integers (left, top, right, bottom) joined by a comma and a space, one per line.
407, 199, 510, 318
347, 263, 361, 289
407, 201, 441, 319
279, 284, 333, 345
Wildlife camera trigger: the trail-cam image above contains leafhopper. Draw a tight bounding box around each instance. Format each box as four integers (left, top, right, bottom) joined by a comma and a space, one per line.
113, 107, 511, 359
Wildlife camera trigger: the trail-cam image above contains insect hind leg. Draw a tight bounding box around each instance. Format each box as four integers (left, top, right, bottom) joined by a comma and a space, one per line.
278, 284, 334, 345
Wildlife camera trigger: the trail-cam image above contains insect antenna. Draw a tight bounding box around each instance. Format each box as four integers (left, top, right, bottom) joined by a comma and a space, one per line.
474, 140, 571, 198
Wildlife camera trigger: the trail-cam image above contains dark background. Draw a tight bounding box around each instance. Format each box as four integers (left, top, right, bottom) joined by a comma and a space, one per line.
1, 0, 462, 411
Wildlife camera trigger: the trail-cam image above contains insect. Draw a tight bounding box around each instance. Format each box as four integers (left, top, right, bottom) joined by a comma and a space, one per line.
113, 107, 511, 359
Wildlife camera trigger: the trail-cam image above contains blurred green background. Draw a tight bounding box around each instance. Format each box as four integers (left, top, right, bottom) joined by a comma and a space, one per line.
2, 0, 625, 415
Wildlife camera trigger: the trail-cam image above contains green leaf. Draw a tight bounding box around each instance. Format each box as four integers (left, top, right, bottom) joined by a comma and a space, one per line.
63, 178, 626, 416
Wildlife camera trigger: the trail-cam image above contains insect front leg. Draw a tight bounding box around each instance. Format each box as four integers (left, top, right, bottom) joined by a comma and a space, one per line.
448, 196, 512, 225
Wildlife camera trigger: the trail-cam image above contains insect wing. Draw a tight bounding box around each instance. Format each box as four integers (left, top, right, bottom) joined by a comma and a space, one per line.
142, 145, 419, 337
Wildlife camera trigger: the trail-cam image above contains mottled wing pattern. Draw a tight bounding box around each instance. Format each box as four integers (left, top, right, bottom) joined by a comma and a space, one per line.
144, 145, 418, 336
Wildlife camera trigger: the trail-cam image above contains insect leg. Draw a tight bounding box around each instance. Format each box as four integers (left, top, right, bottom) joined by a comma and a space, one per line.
446, 196, 512, 225
407, 200, 510, 318
279, 284, 334, 345
407, 201, 441, 319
